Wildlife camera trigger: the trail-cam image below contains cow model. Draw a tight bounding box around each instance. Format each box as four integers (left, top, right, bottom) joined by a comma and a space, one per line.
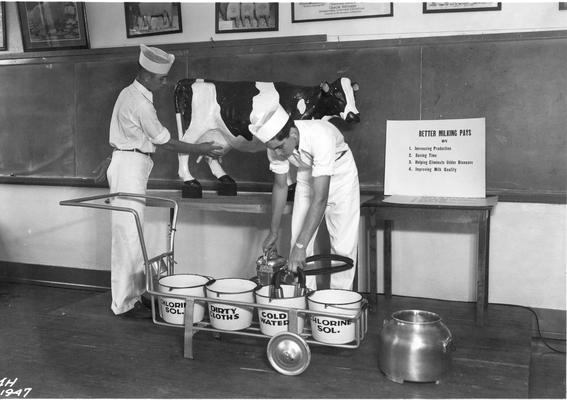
174, 77, 360, 198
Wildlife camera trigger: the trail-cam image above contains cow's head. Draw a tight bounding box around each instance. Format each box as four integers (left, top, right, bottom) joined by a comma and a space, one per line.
319, 77, 360, 123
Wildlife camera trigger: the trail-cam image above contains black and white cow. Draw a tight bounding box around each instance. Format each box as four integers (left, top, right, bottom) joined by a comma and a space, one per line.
174, 77, 360, 198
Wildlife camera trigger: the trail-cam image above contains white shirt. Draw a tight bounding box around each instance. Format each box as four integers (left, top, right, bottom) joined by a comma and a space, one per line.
268, 120, 350, 177
109, 80, 171, 153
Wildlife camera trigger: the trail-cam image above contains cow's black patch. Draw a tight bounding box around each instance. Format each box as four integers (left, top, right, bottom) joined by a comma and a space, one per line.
274, 82, 322, 120
213, 81, 258, 141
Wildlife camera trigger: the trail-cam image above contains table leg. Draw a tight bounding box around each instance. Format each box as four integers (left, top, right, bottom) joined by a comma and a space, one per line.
365, 210, 378, 306
384, 220, 392, 298
476, 210, 490, 325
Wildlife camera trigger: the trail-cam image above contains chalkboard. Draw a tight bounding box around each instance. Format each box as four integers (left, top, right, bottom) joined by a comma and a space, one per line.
0, 32, 565, 203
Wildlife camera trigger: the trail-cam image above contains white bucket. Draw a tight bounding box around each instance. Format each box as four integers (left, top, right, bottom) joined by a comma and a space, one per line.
255, 285, 306, 336
307, 289, 363, 344
205, 278, 257, 331
158, 274, 211, 325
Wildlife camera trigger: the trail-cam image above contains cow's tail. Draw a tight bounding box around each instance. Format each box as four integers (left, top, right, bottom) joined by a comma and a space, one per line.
173, 78, 196, 137
175, 113, 183, 140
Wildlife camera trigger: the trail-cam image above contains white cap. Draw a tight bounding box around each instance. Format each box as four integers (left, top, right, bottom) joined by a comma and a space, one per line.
249, 103, 290, 143
139, 44, 175, 75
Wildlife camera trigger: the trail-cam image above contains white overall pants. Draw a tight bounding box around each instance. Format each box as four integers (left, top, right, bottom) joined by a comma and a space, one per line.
291, 150, 360, 290
106, 151, 153, 314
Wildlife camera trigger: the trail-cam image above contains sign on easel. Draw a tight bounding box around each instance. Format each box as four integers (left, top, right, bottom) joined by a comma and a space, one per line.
384, 118, 486, 198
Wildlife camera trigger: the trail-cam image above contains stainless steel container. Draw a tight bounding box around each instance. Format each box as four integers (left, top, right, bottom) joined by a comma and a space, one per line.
255, 249, 288, 286
378, 309, 453, 383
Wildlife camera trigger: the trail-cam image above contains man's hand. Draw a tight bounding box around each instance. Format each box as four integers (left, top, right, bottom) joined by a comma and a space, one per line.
262, 231, 278, 253
92, 155, 112, 186
196, 141, 224, 157
288, 244, 306, 273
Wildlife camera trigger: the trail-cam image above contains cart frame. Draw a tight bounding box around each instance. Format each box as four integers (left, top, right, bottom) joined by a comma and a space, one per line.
60, 193, 368, 373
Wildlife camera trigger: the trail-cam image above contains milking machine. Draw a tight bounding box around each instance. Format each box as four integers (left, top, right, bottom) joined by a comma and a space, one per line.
60, 193, 368, 376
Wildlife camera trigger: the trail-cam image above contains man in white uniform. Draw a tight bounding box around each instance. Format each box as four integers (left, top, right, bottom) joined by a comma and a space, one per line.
107, 45, 222, 318
251, 103, 360, 290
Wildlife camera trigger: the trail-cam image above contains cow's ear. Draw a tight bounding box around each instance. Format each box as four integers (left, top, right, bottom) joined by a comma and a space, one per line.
320, 82, 330, 94
352, 82, 359, 92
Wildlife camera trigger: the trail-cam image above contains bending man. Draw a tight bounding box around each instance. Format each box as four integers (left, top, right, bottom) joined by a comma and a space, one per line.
251, 103, 360, 290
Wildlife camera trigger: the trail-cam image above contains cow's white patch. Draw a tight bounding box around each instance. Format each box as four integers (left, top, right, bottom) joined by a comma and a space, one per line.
177, 81, 232, 181
296, 98, 306, 115
340, 77, 359, 120
249, 82, 280, 129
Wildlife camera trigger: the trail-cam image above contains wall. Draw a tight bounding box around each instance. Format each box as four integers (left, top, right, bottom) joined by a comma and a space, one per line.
0, 2, 565, 312
3, 2, 567, 53
85, 2, 567, 47
0, 185, 564, 310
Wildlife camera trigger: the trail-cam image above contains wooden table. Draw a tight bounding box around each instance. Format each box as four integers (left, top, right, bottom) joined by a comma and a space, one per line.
147, 190, 293, 214
361, 195, 498, 325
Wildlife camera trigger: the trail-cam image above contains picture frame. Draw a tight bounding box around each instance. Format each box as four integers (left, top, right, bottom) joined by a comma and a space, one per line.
124, 2, 182, 38
292, 2, 393, 23
215, 3, 278, 34
0, 2, 6, 51
17, 2, 89, 51
423, 2, 502, 13
560, 2, 567, 10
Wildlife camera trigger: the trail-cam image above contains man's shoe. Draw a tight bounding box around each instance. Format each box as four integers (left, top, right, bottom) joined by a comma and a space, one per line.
119, 301, 152, 319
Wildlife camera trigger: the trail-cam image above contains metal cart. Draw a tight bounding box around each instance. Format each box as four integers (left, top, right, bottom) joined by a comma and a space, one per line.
60, 192, 368, 375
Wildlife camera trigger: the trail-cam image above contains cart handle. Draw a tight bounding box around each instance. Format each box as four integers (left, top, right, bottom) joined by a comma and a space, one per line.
60, 192, 179, 281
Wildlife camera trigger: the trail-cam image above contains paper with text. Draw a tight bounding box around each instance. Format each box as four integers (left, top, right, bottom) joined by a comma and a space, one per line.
382, 195, 496, 207
384, 118, 486, 198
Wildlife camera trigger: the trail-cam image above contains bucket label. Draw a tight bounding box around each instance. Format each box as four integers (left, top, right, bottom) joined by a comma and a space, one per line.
209, 305, 240, 321
160, 299, 185, 314
311, 316, 351, 334
260, 311, 288, 326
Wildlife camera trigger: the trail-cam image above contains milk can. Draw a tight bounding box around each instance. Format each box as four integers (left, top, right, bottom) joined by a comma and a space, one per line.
255, 249, 290, 286
378, 309, 454, 383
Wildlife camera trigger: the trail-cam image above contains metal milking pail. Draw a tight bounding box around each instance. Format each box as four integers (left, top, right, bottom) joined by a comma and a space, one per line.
378, 309, 454, 383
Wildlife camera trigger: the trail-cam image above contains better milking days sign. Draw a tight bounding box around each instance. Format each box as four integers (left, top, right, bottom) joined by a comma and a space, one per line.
384, 118, 486, 198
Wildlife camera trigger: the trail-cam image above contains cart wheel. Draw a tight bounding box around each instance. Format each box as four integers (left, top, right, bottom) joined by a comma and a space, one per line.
267, 332, 311, 376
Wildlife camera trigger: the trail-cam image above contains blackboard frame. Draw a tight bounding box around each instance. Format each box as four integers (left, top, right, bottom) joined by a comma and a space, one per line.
0, 32, 565, 205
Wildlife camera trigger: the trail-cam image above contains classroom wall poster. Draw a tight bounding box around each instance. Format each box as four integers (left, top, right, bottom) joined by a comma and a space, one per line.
384, 118, 486, 198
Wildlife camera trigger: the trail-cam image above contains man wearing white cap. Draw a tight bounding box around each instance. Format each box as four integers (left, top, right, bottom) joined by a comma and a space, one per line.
251, 103, 360, 290
106, 44, 222, 318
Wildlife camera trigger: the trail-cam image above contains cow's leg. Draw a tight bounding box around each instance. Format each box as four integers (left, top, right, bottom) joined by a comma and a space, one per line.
177, 116, 204, 199
178, 153, 203, 198
207, 157, 237, 196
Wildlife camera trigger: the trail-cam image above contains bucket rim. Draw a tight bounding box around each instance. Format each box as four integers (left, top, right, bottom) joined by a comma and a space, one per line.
206, 277, 258, 295
254, 284, 307, 301
307, 289, 362, 307
158, 273, 211, 289
392, 309, 441, 324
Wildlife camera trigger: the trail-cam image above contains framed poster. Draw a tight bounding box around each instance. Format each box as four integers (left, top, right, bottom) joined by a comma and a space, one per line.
423, 2, 501, 13
560, 2, 567, 10
0, 2, 6, 51
124, 2, 182, 38
292, 2, 393, 23
215, 3, 278, 33
18, 2, 89, 51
